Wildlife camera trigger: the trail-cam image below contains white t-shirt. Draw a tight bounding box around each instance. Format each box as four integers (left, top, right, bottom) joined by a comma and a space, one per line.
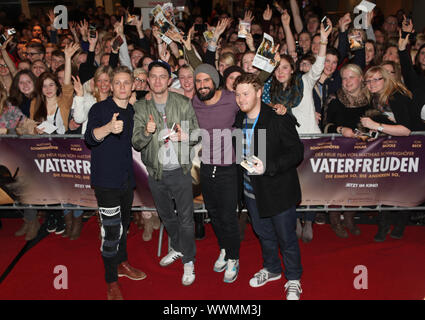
46, 105, 65, 134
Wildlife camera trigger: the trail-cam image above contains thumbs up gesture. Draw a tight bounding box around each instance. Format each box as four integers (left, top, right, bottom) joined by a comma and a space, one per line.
145, 114, 156, 135
109, 113, 123, 134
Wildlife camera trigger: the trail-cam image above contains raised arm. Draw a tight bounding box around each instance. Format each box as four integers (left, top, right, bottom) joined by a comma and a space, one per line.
305, 18, 332, 86
114, 17, 132, 70
337, 13, 352, 64
64, 42, 80, 85
262, 5, 273, 35
168, 26, 203, 69
289, 0, 304, 34
0, 36, 17, 76
281, 9, 296, 56
398, 17, 417, 91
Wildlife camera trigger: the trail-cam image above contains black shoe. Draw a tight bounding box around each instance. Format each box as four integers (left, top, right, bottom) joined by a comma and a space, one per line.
390, 224, 405, 239
46, 213, 57, 233
55, 213, 65, 235
374, 225, 391, 242
390, 212, 408, 239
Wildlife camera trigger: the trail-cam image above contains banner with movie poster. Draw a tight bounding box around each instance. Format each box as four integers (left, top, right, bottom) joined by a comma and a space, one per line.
1, 136, 425, 208
0, 137, 154, 207
298, 135, 425, 207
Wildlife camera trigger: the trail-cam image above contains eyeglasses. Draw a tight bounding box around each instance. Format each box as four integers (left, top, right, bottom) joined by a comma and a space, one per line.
0, 64, 8, 68
300, 62, 311, 67
364, 78, 383, 85
135, 78, 146, 83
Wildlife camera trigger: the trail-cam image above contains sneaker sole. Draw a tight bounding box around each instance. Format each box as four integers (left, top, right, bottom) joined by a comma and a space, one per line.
223, 266, 239, 283
118, 273, 147, 281
182, 279, 195, 286
213, 264, 227, 273
223, 274, 238, 283
249, 274, 282, 288
55, 230, 65, 235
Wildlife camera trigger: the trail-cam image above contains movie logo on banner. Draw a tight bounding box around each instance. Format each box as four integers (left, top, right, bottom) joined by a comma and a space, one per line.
0, 137, 154, 207
298, 136, 425, 207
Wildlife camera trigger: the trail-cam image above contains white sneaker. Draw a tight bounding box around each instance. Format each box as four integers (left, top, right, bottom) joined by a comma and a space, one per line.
213, 249, 227, 272
223, 259, 239, 283
159, 249, 183, 267
284, 280, 302, 300
182, 261, 195, 286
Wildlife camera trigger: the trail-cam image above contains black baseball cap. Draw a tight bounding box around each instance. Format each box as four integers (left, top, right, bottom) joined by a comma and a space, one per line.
148, 59, 171, 76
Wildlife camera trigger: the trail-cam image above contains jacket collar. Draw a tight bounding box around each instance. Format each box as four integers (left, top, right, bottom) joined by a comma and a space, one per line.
234, 101, 273, 129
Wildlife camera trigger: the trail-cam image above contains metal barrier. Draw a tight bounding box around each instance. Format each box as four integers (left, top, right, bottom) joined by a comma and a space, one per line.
1, 132, 425, 213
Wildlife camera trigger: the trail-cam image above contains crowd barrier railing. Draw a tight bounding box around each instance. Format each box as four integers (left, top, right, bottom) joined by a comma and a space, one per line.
1, 132, 425, 213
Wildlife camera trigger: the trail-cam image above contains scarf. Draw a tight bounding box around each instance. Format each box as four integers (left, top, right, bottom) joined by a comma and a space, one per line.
270, 73, 304, 110
336, 88, 369, 109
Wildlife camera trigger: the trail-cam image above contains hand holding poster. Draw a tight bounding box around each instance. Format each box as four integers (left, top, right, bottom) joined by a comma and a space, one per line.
252, 33, 279, 73
203, 28, 215, 43
238, 21, 251, 38
151, 4, 179, 45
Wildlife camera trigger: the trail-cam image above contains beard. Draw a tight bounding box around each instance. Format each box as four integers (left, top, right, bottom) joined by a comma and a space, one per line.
196, 86, 216, 101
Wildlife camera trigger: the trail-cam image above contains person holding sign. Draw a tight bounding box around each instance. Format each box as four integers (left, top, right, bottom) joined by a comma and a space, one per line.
85, 66, 147, 300
233, 73, 304, 300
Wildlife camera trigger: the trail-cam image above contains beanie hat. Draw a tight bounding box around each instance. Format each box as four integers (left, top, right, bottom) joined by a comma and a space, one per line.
194, 64, 220, 89
222, 65, 244, 85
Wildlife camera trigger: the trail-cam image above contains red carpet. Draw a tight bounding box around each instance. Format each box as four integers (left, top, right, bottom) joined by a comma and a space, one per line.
0, 217, 424, 300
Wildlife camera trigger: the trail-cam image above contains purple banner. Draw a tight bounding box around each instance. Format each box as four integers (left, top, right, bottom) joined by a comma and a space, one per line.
0, 137, 154, 207
1, 136, 425, 208
298, 136, 425, 207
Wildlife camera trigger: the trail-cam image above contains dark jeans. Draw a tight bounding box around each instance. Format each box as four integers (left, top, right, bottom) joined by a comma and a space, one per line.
200, 163, 240, 260
301, 211, 316, 222
245, 196, 302, 280
94, 184, 133, 283
148, 168, 196, 264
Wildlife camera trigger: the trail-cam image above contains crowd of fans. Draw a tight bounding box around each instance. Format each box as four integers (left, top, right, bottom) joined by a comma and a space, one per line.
0, 0, 424, 243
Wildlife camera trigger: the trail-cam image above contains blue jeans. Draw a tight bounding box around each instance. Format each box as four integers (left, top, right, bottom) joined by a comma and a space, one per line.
63, 203, 83, 218
245, 196, 302, 280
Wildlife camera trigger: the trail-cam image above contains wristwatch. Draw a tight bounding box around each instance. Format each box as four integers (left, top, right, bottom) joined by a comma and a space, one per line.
377, 124, 384, 132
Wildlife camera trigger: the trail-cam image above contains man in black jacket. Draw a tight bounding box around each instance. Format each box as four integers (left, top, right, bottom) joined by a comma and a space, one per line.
233, 73, 304, 300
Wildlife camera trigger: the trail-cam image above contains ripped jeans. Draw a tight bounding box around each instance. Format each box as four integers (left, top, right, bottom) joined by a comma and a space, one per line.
94, 184, 133, 283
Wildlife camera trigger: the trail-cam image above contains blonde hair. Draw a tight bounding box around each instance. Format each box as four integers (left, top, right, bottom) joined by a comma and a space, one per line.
219, 52, 236, 66
365, 66, 412, 106
340, 64, 370, 99
93, 65, 114, 102
133, 68, 147, 78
